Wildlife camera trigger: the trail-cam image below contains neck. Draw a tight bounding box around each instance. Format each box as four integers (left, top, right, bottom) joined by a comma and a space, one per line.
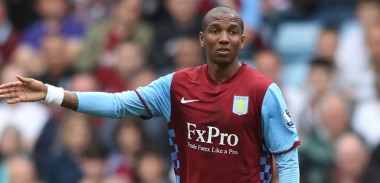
207, 60, 241, 83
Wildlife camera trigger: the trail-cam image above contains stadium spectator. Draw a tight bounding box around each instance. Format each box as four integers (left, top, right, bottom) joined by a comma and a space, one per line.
253, 50, 282, 83
79, 142, 112, 183
0, 125, 23, 160
96, 41, 147, 92
106, 118, 145, 182
169, 36, 203, 73
335, 0, 380, 102
150, 0, 201, 71
320, 94, 350, 136
46, 113, 93, 183
75, 0, 153, 73
14, 0, 84, 73
316, 27, 339, 61
135, 148, 170, 183
35, 34, 76, 87
314, 26, 356, 104
300, 94, 351, 183
297, 58, 337, 136
324, 133, 370, 183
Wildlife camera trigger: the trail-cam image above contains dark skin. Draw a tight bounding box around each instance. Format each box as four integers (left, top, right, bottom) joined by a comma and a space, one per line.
0, 76, 79, 110
0, 6, 245, 111
200, 8, 245, 83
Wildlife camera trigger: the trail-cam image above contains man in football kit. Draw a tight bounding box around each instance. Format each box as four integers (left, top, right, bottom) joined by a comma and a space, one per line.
0, 6, 300, 183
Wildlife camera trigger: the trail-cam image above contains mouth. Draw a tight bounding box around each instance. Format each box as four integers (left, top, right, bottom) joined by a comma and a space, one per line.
216, 48, 230, 56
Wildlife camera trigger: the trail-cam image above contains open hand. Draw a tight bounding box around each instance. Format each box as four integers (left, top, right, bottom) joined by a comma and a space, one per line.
0, 75, 47, 104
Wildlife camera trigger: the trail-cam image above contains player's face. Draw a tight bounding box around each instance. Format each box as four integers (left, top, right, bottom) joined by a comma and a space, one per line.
200, 13, 245, 66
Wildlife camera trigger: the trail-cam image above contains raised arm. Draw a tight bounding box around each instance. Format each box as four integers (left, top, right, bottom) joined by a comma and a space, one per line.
0, 75, 79, 110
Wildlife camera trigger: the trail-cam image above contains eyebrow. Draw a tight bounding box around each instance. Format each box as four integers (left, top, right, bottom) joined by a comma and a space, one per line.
208, 23, 220, 28
207, 22, 241, 30
229, 24, 240, 29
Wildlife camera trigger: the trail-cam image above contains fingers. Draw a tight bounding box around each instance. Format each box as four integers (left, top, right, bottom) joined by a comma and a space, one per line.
0, 88, 12, 95
6, 98, 21, 104
16, 75, 33, 84
0, 84, 24, 101
0, 92, 22, 104
0, 93, 13, 99
0, 85, 20, 95
0, 79, 26, 104
0, 81, 23, 89
0, 88, 20, 98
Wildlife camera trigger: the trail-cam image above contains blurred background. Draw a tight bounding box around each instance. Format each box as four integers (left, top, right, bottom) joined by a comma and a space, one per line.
0, 0, 379, 182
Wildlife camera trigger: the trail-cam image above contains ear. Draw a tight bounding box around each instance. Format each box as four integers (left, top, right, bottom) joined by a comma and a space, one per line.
199, 31, 205, 47
240, 34, 246, 50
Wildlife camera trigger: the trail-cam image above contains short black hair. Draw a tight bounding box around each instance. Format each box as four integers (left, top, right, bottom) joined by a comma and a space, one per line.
202, 6, 244, 32
309, 57, 336, 74
321, 25, 338, 35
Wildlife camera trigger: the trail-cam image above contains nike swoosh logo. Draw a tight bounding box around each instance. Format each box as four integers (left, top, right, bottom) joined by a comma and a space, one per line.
181, 97, 199, 104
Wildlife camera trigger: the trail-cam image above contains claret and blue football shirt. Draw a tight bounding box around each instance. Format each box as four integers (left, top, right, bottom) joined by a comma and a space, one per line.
76, 63, 300, 183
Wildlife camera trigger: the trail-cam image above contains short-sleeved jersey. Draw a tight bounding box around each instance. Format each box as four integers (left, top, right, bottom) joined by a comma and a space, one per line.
134, 63, 300, 183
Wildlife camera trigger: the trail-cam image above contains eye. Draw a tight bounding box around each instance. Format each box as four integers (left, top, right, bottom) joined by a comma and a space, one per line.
211, 29, 218, 34
230, 30, 238, 35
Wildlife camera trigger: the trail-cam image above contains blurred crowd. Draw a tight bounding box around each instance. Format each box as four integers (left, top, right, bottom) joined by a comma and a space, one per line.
0, 0, 379, 183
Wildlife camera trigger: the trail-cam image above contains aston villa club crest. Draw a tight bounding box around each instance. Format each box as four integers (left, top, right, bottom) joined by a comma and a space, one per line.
232, 96, 249, 115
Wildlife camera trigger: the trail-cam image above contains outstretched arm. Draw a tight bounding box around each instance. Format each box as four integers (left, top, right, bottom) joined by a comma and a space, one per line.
0, 73, 173, 120
62, 91, 79, 110
0, 75, 79, 110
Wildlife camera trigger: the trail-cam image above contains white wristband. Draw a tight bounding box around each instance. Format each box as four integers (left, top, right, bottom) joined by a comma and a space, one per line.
41, 84, 64, 106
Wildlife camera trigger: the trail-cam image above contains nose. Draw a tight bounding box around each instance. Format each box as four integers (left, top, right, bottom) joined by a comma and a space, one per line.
219, 31, 229, 44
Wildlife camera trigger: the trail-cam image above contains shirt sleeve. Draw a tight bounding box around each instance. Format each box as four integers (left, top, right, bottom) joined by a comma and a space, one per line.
274, 148, 300, 183
261, 83, 300, 154
135, 73, 173, 121
76, 73, 173, 120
